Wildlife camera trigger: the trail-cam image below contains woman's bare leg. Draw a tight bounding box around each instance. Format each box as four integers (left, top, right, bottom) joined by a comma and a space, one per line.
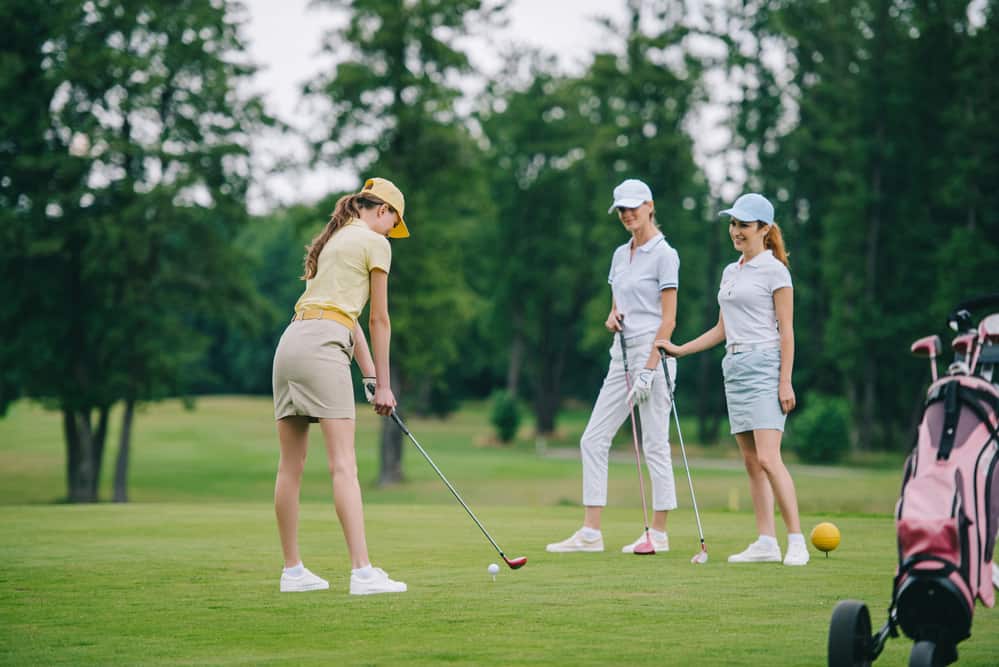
275, 417, 309, 567
734, 431, 776, 537
320, 418, 370, 568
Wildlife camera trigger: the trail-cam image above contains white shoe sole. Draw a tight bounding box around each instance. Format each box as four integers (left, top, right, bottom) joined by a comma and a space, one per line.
546, 544, 604, 553
280, 581, 330, 592
350, 585, 407, 595
727, 555, 781, 563
783, 559, 809, 566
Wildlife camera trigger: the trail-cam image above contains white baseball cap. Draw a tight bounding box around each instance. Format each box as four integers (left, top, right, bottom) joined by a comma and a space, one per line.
718, 193, 774, 224
608, 179, 654, 213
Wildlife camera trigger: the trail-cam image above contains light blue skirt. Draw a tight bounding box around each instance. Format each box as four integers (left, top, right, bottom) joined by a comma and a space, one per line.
722, 347, 786, 434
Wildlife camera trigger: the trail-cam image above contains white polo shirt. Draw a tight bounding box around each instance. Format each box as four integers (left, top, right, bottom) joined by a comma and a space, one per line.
717, 249, 792, 345
608, 233, 680, 339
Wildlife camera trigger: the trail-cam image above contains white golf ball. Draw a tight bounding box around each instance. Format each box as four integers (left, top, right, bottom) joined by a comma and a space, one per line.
487, 563, 499, 575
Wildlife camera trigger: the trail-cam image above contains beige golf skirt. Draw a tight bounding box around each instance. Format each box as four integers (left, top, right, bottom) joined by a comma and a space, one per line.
272, 319, 355, 421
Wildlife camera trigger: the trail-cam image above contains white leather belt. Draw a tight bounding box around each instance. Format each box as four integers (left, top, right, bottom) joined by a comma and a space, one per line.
726, 340, 780, 354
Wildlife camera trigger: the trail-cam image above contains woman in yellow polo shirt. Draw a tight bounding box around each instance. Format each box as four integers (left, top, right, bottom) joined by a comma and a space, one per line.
271, 177, 410, 595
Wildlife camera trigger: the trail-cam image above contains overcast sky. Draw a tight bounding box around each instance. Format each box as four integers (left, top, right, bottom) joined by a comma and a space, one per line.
237, 1, 745, 213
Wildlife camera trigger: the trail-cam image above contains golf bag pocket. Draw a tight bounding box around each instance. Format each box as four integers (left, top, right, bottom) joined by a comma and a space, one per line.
896, 469, 975, 594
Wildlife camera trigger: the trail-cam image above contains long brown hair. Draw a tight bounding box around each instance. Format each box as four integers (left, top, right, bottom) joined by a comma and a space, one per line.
301, 193, 387, 280
759, 222, 790, 268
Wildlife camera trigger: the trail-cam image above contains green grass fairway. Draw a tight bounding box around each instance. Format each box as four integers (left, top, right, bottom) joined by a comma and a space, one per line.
2, 398, 998, 665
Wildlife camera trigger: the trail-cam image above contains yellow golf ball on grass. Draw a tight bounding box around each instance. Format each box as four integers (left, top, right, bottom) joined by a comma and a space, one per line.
811, 522, 841, 557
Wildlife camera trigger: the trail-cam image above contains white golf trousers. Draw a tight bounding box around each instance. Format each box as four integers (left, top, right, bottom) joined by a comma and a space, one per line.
581, 333, 678, 511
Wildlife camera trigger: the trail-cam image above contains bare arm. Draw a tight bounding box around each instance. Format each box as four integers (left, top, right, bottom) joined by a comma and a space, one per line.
352, 323, 376, 378
644, 288, 676, 368
774, 286, 796, 413
368, 268, 396, 415
658, 312, 726, 358
605, 296, 622, 332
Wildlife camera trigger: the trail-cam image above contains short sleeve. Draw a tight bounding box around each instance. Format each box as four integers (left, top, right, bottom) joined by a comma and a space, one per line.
657, 246, 679, 290
367, 235, 392, 274
607, 248, 622, 285
768, 261, 792, 293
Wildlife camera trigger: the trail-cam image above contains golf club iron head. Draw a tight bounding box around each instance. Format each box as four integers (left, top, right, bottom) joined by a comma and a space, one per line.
691, 548, 709, 564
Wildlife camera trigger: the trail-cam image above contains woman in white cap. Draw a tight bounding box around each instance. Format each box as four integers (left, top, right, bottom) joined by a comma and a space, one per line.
271, 177, 410, 594
658, 193, 808, 566
547, 178, 680, 554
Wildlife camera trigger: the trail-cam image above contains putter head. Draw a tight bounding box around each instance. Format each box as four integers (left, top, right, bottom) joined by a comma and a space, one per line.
504, 556, 527, 569
633, 540, 656, 555
691, 549, 709, 564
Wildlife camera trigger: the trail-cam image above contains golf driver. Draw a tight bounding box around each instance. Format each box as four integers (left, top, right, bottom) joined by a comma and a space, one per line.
390, 410, 527, 569
659, 348, 709, 564
618, 325, 656, 556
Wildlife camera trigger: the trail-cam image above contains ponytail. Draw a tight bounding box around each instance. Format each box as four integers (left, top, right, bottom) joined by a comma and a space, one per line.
301, 193, 387, 280
761, 222, 790, 268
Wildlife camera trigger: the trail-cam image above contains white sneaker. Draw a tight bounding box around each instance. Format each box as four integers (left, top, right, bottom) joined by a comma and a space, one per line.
993, 563, 999, 590
349, 567, 407, 595
546, 529, 604, 553
783, 541, 810, 566
621, 532, 669, 553
727, 539, 782, 563
280, 567, 330, 592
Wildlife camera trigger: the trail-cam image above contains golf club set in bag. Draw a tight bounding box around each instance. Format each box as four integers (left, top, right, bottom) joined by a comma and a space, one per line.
387, 318, 708, 571
827, 295, 999, 667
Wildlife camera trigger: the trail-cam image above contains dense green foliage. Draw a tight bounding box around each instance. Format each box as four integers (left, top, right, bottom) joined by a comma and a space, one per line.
489, 389, 521, 443
789, 393, 852, 464
4, 0, 999, 500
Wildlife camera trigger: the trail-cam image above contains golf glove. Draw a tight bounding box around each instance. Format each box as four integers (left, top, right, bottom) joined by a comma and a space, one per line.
362, 377, 377, 403
627, 369, 655, 405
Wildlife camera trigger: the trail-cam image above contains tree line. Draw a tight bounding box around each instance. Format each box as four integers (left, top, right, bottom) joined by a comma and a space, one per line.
3, 0, 998, 500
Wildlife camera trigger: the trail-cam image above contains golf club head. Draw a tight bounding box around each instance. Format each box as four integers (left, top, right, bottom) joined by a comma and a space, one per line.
633, 540, 656, 555
504, 556, 527, 569
691, 549, 708, 564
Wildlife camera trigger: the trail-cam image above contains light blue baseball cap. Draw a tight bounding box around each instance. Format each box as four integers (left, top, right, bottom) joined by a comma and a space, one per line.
718, 193, 774, 224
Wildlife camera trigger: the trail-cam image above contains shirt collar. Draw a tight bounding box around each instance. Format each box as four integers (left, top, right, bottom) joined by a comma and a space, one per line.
634, 233, 665, 254
743, 249, 774, 267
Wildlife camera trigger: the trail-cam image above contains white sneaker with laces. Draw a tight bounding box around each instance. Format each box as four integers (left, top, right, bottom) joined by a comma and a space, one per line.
783, 541, 810, 566
621, 532, 669, 553
349, 567, 407, 595
280, 567, 330, 592
727, 539, 782, 563
546, 529, 604, 553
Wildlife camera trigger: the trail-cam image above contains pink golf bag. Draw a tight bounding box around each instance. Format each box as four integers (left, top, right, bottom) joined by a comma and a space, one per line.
829, 295, 999, 667
892, 373, 999, 656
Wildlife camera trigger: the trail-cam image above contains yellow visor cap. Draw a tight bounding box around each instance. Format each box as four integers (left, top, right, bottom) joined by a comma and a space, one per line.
360, 177, 409, 238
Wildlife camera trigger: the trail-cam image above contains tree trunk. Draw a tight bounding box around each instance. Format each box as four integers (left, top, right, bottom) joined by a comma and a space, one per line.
71, 409, 96, 502
63, 409, 82, 502
378, 363, 404, 486
113, 399, 135, 503
89, 405, 110, 500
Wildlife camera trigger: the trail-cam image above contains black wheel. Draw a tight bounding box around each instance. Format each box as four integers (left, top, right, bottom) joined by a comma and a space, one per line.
908, 640, 956, 667
909, 640, 937, 667
828, 600, 873, 666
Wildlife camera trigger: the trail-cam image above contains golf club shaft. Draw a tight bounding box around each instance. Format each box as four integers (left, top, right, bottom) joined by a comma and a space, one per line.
659, 349, 706, 547
619, 330, 653, 537
390, 411, 510, 559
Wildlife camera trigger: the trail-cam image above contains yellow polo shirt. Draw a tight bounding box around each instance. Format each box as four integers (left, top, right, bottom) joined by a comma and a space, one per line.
294, 219, 392, 324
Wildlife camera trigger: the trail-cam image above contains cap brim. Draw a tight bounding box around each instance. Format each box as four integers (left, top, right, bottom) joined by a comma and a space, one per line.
388, 217, 409, 238
608, 198, 646, 214
718, 207, 760, 222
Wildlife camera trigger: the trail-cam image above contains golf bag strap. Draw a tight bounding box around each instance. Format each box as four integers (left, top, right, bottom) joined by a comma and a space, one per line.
939, 382, 960, 460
